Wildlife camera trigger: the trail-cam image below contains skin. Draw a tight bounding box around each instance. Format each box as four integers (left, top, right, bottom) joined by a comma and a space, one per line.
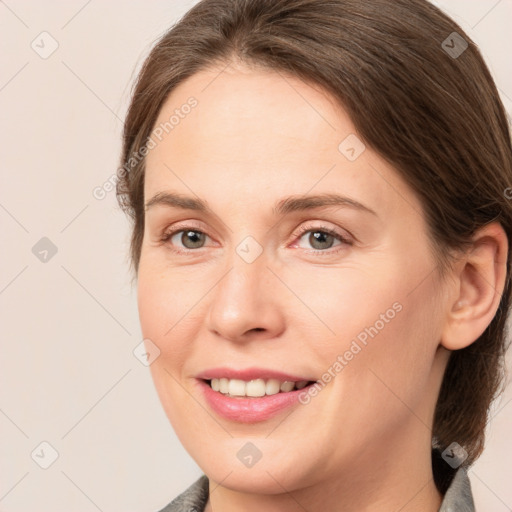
137, 61, 508, 512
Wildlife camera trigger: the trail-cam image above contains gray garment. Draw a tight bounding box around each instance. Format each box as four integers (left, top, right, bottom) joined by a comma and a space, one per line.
158, 466, 475, 512
439, 467, 475, 512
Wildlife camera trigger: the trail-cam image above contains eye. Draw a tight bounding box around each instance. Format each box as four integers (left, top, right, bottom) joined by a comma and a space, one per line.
160, 227, 211, 253
292, 224, 352, 252
159, 223, 352, 255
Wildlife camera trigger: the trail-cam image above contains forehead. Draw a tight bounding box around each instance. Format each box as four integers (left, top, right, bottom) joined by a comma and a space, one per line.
149, 64, 347, 161
144, 63, 423, 221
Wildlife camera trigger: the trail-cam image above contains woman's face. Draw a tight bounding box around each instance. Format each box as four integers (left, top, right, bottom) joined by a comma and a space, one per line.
138, 63, 452, 493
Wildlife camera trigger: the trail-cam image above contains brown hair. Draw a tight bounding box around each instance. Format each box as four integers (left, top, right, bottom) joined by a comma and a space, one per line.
117, 0, 512, 475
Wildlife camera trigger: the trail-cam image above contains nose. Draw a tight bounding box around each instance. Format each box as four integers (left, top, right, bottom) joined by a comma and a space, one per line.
206, 250, 285, 343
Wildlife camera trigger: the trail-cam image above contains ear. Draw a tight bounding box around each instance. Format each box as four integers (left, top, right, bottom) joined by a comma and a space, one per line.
441, 221, 508, 351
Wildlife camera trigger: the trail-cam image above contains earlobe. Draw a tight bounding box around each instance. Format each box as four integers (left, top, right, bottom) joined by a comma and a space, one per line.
441, 222, 508, 351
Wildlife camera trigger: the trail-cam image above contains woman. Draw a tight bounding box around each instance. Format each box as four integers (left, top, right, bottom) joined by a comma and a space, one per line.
116, 0, 512, 510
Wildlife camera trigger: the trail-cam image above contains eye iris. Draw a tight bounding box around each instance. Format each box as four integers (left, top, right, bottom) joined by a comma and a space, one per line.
182, 230, 205, 249
309, 231, 334, 250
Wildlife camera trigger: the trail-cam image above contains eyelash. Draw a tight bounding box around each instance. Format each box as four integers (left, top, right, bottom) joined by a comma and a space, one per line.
293, 224, 352, 253
159, 223, 352, 256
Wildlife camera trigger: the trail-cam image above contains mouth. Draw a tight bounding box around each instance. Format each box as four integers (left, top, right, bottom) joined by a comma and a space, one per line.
197, 374, 319, 423
203, 377, 317, 398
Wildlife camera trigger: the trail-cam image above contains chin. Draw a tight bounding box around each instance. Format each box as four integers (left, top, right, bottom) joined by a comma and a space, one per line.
204, 463, 306, 494
191, 441, 317, 494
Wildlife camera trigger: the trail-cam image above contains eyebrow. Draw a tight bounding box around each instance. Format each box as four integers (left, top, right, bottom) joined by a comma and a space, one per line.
145, 191, 378, 217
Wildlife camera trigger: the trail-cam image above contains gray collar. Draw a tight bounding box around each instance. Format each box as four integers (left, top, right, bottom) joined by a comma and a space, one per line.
439, 467, 475, 511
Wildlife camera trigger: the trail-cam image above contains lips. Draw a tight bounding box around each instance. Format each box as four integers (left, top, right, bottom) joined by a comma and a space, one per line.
195, 367, 318, 423
196, 367, 316, 382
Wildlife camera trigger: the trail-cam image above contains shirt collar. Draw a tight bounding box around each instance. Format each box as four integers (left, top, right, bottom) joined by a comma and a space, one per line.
438, 466, 475, 511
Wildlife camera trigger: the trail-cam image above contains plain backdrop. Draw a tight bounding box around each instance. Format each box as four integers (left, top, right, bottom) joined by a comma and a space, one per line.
1, 1, 511, 511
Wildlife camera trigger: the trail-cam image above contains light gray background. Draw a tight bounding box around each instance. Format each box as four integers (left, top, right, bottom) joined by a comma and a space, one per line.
1, 1, 511, 511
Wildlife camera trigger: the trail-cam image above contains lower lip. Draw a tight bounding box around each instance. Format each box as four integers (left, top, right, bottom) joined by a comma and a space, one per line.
197, 379, 309, 423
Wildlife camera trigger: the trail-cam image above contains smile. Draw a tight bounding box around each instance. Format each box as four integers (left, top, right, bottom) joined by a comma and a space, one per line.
197, 373, 318, 422
206, 377, 314, 397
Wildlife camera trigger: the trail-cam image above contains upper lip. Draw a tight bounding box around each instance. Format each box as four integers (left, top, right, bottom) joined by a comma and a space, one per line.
196, 367, 317, 382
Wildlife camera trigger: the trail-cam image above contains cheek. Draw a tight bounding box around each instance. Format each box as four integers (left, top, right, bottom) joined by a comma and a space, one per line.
137, 267, 200, 438
280, 260, 406, 353
136, 258, 202, 345
136, 258, 214, 396
285, 255, 441, 412
136, 263, 195, 404
329, 275, 441, 432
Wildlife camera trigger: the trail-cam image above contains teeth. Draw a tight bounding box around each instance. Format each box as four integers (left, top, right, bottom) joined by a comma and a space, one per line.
228, 379, 247, 396
265, 379, 281, 395
208, 377, 312, 397
246, 379, 266, 397
280, 381, 294, 392
219, 378, 229, 394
